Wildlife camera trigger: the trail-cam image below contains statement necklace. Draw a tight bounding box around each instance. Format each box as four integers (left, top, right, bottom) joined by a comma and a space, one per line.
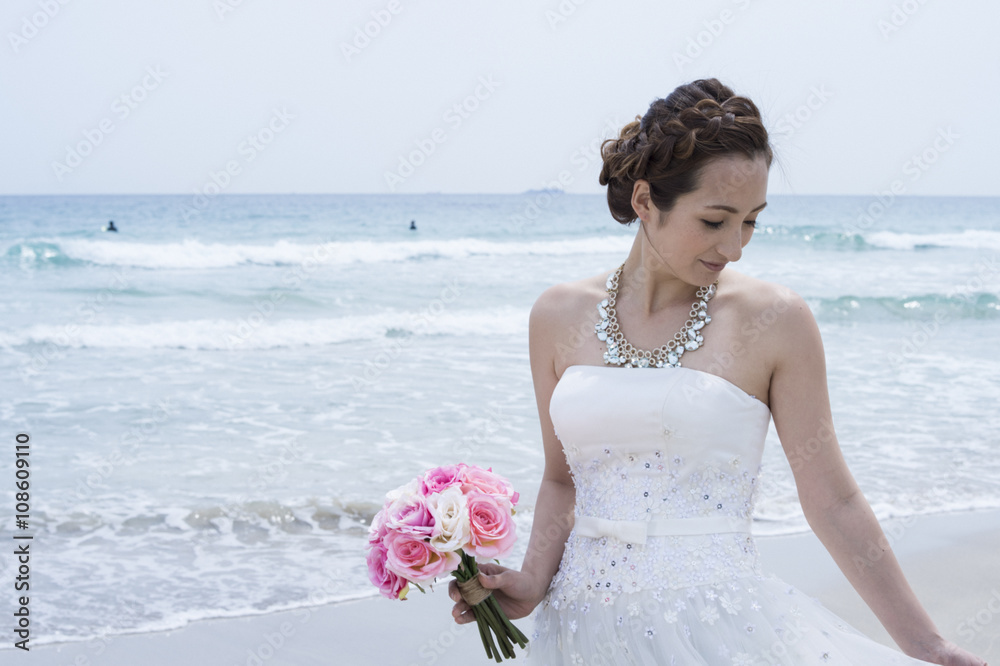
596, 262, 719, 368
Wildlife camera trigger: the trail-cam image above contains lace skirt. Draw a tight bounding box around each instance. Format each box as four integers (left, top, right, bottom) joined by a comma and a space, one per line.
523, 530, 936, 665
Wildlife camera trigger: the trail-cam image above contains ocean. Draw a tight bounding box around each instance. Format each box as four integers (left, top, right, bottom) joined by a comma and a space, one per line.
1, 193, 998, 647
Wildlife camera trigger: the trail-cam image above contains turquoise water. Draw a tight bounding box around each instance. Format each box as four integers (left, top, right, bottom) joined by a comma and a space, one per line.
1, 193, 998, 645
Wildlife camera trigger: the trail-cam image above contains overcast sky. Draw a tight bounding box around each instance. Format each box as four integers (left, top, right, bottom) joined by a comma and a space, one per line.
2, 1, 997, 196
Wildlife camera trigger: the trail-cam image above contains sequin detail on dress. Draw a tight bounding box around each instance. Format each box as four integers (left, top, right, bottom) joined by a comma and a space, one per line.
524, 365, 936, 665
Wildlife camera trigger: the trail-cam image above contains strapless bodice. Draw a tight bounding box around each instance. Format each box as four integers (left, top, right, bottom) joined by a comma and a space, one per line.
549, 364, 771, 525
530, 366, 938, 664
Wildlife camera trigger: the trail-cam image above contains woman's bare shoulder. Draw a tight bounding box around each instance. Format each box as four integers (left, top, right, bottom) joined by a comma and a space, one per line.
723, 269, 806, 316
528, 270, 610, 379
723, 269, 816, 353
530, 270, 610, 325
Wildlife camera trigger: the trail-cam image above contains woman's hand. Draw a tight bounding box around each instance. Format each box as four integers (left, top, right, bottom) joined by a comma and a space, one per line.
448, 562, 544, 624
920, 638, 988, 666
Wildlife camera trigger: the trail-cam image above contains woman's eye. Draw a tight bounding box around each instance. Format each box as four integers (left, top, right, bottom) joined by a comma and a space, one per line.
702, 219, 758, 229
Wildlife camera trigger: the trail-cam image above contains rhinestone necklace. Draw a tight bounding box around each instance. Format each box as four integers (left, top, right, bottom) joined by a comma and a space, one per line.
596, 262, 719, 368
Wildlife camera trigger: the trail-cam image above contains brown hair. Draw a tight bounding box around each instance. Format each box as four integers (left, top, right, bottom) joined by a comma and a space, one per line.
598, 78, 773, 225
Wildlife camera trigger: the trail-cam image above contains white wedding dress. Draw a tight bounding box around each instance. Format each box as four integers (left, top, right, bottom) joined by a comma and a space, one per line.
524, 364, 935, 665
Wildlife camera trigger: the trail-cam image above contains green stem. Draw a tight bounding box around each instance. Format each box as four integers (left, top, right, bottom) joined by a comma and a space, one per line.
452, 549, 531, 660
489, 595, 529, 647
484, 606, 513, 658
453, 552, 499, 660
474, 604, 502, 662
474, 606, 492, 660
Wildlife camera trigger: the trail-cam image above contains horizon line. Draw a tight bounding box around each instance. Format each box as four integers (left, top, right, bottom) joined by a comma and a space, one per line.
1, 192, 997, 199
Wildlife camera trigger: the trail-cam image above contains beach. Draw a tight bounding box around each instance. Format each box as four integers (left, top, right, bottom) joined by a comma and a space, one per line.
20, 508, 1000, 665
3, 194, 999, 663
4, 0, 1000, 659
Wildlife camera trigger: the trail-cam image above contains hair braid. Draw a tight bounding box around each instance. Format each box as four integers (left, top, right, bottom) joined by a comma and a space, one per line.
599, 78, 772, 225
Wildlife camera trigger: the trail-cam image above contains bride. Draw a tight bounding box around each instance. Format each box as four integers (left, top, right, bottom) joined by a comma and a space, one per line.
448, 78, 988, 665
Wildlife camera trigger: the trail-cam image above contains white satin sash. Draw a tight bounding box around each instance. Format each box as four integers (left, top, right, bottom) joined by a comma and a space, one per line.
573, 514, 752, 545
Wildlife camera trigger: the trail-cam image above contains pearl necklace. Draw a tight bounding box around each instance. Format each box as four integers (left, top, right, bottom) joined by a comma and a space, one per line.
596, 262, 719, 368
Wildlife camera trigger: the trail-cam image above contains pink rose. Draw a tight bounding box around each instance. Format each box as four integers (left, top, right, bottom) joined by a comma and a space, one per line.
383, 530, 461, 582
366, 540, 410, 600
460, 465, 519, 507
384, 492, 435, 538
465, 491, 517, 560
421, 464, 465, 496
368, 508, 389, 544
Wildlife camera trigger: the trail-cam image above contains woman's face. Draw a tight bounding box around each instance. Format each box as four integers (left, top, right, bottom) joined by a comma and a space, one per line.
635, 154, 769, 286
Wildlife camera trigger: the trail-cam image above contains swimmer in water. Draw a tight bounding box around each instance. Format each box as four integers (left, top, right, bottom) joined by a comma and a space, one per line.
106, 220, 118, 232
409, 220, 416, 230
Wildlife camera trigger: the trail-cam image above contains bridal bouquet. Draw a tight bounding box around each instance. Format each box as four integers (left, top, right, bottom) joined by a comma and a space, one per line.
365, 463, 529, 662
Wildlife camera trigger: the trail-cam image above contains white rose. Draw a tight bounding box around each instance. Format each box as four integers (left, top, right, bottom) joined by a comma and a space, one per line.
385, 477, 421, 504
426, 486, 470, 552
381, 477, 428, 533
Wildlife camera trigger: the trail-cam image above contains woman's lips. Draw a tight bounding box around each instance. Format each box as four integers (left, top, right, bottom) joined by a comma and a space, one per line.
701, 260, 725, 271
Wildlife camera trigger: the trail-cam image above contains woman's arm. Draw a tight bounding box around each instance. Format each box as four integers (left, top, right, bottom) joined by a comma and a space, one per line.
766, 287, 984, 664
450, 285, 577, 622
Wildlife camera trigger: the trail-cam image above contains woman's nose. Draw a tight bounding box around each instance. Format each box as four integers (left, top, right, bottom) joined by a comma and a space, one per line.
717, 227, 744, 263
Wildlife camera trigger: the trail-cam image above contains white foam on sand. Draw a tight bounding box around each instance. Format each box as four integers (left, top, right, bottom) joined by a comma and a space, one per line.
16, 508, 1000, 665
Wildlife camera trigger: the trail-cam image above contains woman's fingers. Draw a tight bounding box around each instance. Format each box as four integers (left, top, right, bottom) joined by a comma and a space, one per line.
449, 579, 471, 623
450, 564, 516, 624
478, 562, 510, 576
452, 598, 475, 624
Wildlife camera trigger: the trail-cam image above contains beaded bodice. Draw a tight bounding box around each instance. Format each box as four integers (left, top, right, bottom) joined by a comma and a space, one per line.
550, 364, 770, 522
544, 364, 772, 605
531, 366, 935, 664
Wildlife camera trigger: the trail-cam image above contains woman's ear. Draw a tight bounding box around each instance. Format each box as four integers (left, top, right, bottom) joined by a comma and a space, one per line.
631, 179, 653, 223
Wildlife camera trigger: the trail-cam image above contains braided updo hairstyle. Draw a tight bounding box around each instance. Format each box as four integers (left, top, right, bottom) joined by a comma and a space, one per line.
599, 78, 772, 225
